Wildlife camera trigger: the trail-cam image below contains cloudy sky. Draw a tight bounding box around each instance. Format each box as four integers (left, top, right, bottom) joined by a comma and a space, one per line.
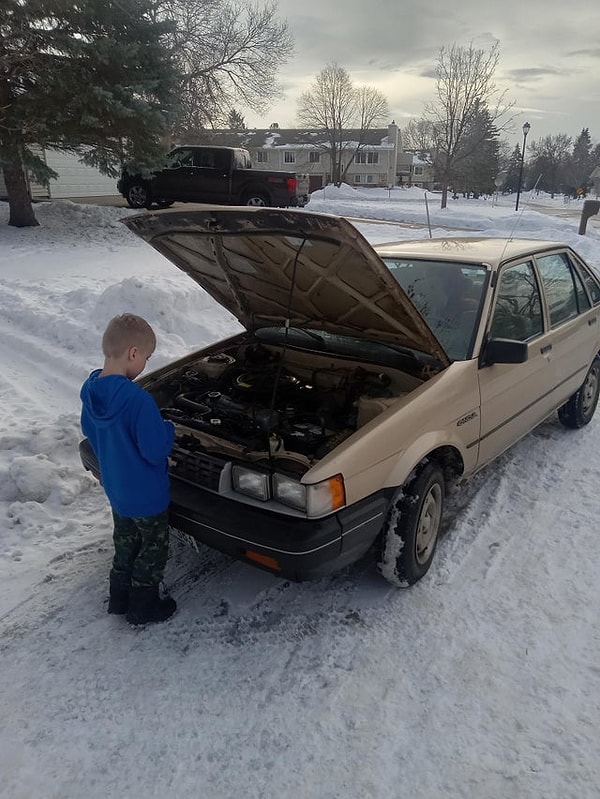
243, 0, 600, 148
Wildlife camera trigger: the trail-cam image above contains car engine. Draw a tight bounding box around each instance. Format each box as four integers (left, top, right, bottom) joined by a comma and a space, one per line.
156, 342, 401, 480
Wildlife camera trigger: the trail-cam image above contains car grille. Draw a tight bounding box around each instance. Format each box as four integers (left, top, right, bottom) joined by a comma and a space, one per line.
170, 444, 225, 492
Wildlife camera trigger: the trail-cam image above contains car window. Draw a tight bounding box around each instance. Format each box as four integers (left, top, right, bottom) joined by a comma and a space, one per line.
570, 253, 600, 306
536, 252, 580, 327
166, 149, 195, 168
489, 261, 543, 341
382, 259, 487, 360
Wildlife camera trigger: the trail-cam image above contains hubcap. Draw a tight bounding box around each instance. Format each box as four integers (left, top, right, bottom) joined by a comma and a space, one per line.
582, 365, 599, 417
246, 196, 266, 207
129, 186, 147, 207
415, 483, 443, 565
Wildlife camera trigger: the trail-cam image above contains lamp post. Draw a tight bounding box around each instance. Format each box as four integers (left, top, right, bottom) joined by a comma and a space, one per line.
515, 121, 531, 211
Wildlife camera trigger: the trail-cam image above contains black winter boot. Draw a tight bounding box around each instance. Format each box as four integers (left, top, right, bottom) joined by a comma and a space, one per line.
108, 573, 130, 615
126, 585, 177, 625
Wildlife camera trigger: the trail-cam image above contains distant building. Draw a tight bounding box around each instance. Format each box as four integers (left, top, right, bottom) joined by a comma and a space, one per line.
178, 122, 435, 192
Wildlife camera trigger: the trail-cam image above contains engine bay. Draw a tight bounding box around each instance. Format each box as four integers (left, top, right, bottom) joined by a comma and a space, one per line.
149, 340, 421, 482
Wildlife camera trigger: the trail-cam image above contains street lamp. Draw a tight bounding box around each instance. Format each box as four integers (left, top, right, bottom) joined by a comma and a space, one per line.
515, 121, 531, 211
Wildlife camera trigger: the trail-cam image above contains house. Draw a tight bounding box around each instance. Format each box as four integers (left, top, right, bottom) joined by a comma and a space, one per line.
188, 122, 434, 191
0, 148, 118, 201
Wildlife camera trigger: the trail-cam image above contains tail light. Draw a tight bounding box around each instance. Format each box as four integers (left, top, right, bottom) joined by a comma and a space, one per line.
286, 177, 297, 193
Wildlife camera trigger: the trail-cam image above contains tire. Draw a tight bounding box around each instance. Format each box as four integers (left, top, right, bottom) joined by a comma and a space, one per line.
378, 463, 445, 587
155, 200, 174, 209
126, 181, 151, 209
242, 192, 269, 207
558, 355, 600, 429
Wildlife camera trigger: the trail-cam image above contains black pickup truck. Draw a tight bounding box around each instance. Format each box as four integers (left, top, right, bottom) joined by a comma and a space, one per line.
117, 145, 308, 209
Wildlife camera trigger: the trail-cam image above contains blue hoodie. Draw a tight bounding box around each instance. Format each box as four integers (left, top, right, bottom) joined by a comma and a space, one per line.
80, 369, 175, 518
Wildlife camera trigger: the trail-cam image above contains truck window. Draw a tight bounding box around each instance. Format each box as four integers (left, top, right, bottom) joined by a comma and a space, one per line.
232, 150, 252, 169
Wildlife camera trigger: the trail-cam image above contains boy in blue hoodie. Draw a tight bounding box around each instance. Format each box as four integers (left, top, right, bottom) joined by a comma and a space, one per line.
80, 313, 176, 625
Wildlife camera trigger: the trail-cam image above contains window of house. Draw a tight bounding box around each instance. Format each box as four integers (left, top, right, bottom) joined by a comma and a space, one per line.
256, 151, 269, 163
354, 174, 376, 185
356, 151, 379, 165
309, 151, 320, 163
413, 166, 423, 176
284, 151, 296, 164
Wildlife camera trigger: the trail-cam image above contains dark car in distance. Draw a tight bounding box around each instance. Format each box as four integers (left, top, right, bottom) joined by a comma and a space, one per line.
117, 145, 307, 210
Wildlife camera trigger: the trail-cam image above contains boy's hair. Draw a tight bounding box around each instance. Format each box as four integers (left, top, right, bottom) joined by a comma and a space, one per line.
102, 314, 156, 359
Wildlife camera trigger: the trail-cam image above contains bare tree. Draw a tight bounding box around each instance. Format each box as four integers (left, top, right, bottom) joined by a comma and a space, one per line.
401, 119, 436, 159
161, 0, 294, 137
527, 133, 572, 197
422, 42, 514, 208
297, 63, 389, 185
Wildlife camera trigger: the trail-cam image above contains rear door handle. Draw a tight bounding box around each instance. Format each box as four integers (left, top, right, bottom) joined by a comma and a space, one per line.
588, 317, 597, 326
540, 344, 552, 355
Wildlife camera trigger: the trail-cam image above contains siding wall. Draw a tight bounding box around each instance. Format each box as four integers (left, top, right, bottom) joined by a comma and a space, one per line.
43, 150, 116, 198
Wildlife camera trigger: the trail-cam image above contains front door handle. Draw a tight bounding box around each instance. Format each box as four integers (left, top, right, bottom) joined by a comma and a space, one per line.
540, 344, 552, 355
588, 317, 597, 326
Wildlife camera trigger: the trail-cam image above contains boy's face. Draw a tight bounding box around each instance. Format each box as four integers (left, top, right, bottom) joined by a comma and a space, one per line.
125, 344, 155, 380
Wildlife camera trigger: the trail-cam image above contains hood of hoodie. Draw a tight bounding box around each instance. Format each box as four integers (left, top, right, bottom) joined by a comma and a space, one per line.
80, 370, 137, 427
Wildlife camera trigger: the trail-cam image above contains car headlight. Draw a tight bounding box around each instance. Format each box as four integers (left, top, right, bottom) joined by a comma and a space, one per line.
273, 473, 306, 510
274, 473, 346, 517
232, 465, 270, 501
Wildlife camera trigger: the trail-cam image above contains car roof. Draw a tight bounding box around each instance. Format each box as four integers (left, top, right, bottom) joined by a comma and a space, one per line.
374, 237, 567, 269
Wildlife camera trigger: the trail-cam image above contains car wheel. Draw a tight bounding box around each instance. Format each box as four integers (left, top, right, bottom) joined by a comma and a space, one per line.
155, 200, 174, 209
558, 355, 600, 429
126, 182, 151, 209
378, 463, 445, 587
243, 192, 269, 207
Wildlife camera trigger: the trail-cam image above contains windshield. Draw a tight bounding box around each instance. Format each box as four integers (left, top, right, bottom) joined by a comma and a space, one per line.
381, 258, 488, 360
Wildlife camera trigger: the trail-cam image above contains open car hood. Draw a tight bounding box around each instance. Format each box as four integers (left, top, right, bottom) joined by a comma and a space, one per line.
123, 207, 450, 366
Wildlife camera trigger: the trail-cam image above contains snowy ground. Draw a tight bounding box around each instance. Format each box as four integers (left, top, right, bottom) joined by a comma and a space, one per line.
1, 187, 599, 799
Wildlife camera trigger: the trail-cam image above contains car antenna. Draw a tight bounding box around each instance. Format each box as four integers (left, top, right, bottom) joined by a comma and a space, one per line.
506, 173, 543, 242
266, 235, 309, 459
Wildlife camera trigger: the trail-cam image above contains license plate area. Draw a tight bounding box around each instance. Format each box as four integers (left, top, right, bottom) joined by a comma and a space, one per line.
169, 525, 199, 553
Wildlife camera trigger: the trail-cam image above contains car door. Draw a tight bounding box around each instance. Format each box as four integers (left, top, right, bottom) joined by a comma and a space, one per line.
153, 148, 197, 201
187, 148, 231, 204
477, 259, 558, 466
534, 250, 600, 404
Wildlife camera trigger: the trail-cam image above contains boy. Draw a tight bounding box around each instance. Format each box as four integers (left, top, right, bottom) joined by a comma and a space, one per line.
80, 313, 176, 625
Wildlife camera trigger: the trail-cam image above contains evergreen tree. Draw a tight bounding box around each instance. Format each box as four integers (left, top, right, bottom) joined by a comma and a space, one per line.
227, 110, 247, 131
564, 128, 594, 196
452, 108, 500, 195
502, 145, 524, 193
0, 0, 177, 227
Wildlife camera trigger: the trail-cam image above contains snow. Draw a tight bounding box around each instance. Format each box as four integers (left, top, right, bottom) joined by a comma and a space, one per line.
1, 189, 600, 799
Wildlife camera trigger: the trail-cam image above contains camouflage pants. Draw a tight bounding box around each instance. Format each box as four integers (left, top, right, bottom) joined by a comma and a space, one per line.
110, 509, 170, 588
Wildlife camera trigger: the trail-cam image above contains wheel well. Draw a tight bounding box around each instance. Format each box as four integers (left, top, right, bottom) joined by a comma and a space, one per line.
415, 446, 464, 486
242, 186, 269, 199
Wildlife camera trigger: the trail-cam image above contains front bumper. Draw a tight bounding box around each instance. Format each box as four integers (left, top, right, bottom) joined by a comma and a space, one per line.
79, 438, 389, 581
169, 477, 388, 580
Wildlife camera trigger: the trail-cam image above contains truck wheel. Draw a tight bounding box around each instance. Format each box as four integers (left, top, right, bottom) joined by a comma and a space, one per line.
243, 192, 269, 207
378, 463, 445, 587
126, 181, 151, 209
558, 355, 600, 428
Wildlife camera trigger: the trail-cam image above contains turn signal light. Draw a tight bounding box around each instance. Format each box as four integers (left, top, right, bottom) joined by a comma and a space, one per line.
245, 550, 281, 571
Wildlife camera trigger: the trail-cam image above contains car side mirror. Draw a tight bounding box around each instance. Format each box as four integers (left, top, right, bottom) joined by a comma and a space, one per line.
481, 337, 528, 366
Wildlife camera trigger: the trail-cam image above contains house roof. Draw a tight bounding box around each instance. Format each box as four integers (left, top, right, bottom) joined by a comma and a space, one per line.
187, 128, 396, 149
